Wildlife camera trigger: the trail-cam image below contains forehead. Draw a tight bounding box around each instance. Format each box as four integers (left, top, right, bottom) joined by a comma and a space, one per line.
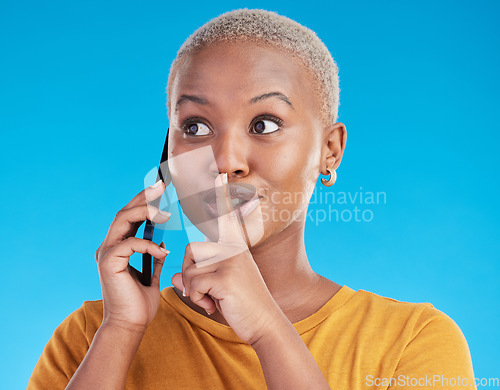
171, 40, 319, 117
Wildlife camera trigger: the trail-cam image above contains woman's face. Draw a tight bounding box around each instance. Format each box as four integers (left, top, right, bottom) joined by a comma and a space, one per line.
167, 39, 339, 246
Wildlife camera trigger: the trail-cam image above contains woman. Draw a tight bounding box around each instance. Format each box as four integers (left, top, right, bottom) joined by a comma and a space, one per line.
29, 9, 476, 390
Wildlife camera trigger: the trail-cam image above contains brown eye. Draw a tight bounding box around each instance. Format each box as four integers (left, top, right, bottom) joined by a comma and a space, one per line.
184, 122, 210, 136
252, 119, 280, 134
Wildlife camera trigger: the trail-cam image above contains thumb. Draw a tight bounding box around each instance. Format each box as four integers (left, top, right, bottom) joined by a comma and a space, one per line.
171, 273, 186, 296
151, 242, 168, 288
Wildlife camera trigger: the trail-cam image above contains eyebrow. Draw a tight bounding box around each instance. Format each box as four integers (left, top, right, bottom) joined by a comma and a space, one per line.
175, 91, 294, 113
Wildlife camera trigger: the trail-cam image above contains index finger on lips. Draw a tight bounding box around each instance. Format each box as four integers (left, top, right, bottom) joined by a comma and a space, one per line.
215, 173, 246, 246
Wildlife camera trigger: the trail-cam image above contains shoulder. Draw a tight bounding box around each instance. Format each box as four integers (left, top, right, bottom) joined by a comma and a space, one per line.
80, 299, 104, 337
43, 300, 103, 346
336, 288, 435, 336
28, 299, 104, 389
351, 289, 475, 378
336, 288, 473, 360
354, 289, 463, 338
56, 299, 104, 342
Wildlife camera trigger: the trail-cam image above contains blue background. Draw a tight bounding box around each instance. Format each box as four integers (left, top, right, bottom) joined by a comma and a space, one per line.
1, 0, 498, 388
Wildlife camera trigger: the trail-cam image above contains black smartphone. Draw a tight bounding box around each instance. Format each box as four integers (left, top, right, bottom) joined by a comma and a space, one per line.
139, 128, 170, 286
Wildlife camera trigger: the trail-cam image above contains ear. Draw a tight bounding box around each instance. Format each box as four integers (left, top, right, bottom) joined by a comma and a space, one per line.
320, 122, 347, 175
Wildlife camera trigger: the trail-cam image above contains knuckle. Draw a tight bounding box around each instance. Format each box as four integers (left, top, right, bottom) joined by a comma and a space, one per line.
189, 291, 203, 304
95, 243, 113, 264
146, 204, 156, 220
132, 190, 147, 206
148, 239, 158, 249
184, 243, 193, 256
190, 277, 201, 291
112, 209, 128, 225
123, 236, 137, 246
96, 246, 109, 264
182, 264, 193, 279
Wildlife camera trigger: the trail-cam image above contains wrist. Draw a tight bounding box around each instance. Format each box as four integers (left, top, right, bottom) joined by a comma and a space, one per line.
100, 318, 148, 338
250, 313, 331, 389
66, 317, 146, 389
250, 312, 296, 351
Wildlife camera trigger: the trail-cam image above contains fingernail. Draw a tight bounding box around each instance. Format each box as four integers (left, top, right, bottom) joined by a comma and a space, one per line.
159, 246, 170, 254
221, 173, 228, 185
150, 180, 163, 188
182, 287, 186, 297
158, 209, 171, 217
205, 309, 211, 316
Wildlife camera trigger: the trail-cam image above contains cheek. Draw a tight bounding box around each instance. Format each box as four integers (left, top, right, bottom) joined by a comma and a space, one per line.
168, 143, 216, 194
261, 152, 318, 218
275, 137, 319, 189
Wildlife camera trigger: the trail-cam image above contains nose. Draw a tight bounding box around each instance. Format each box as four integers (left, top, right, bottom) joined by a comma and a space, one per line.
209, 129, 250, 178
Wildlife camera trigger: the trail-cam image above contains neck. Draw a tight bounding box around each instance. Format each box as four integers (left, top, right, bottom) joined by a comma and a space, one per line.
249, 219, 321, 309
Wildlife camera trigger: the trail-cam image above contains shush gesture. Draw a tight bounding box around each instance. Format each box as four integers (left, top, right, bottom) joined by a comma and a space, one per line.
172, 173, 284, 345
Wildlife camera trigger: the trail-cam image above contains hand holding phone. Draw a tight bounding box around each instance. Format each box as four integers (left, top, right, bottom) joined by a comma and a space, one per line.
93, 180, 171, 331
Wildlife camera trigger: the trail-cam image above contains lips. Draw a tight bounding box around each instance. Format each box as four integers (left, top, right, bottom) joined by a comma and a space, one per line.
200, 183, 262, 218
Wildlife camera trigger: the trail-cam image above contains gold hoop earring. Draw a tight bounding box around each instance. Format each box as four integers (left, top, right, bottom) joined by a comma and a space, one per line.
321, 166, 337, 187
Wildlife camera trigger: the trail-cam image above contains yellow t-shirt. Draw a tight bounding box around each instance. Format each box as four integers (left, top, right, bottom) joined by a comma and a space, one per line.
28, 286, 476, 389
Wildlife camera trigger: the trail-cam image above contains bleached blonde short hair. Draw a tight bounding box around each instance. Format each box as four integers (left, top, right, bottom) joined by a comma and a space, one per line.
166, 8, 340, 126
